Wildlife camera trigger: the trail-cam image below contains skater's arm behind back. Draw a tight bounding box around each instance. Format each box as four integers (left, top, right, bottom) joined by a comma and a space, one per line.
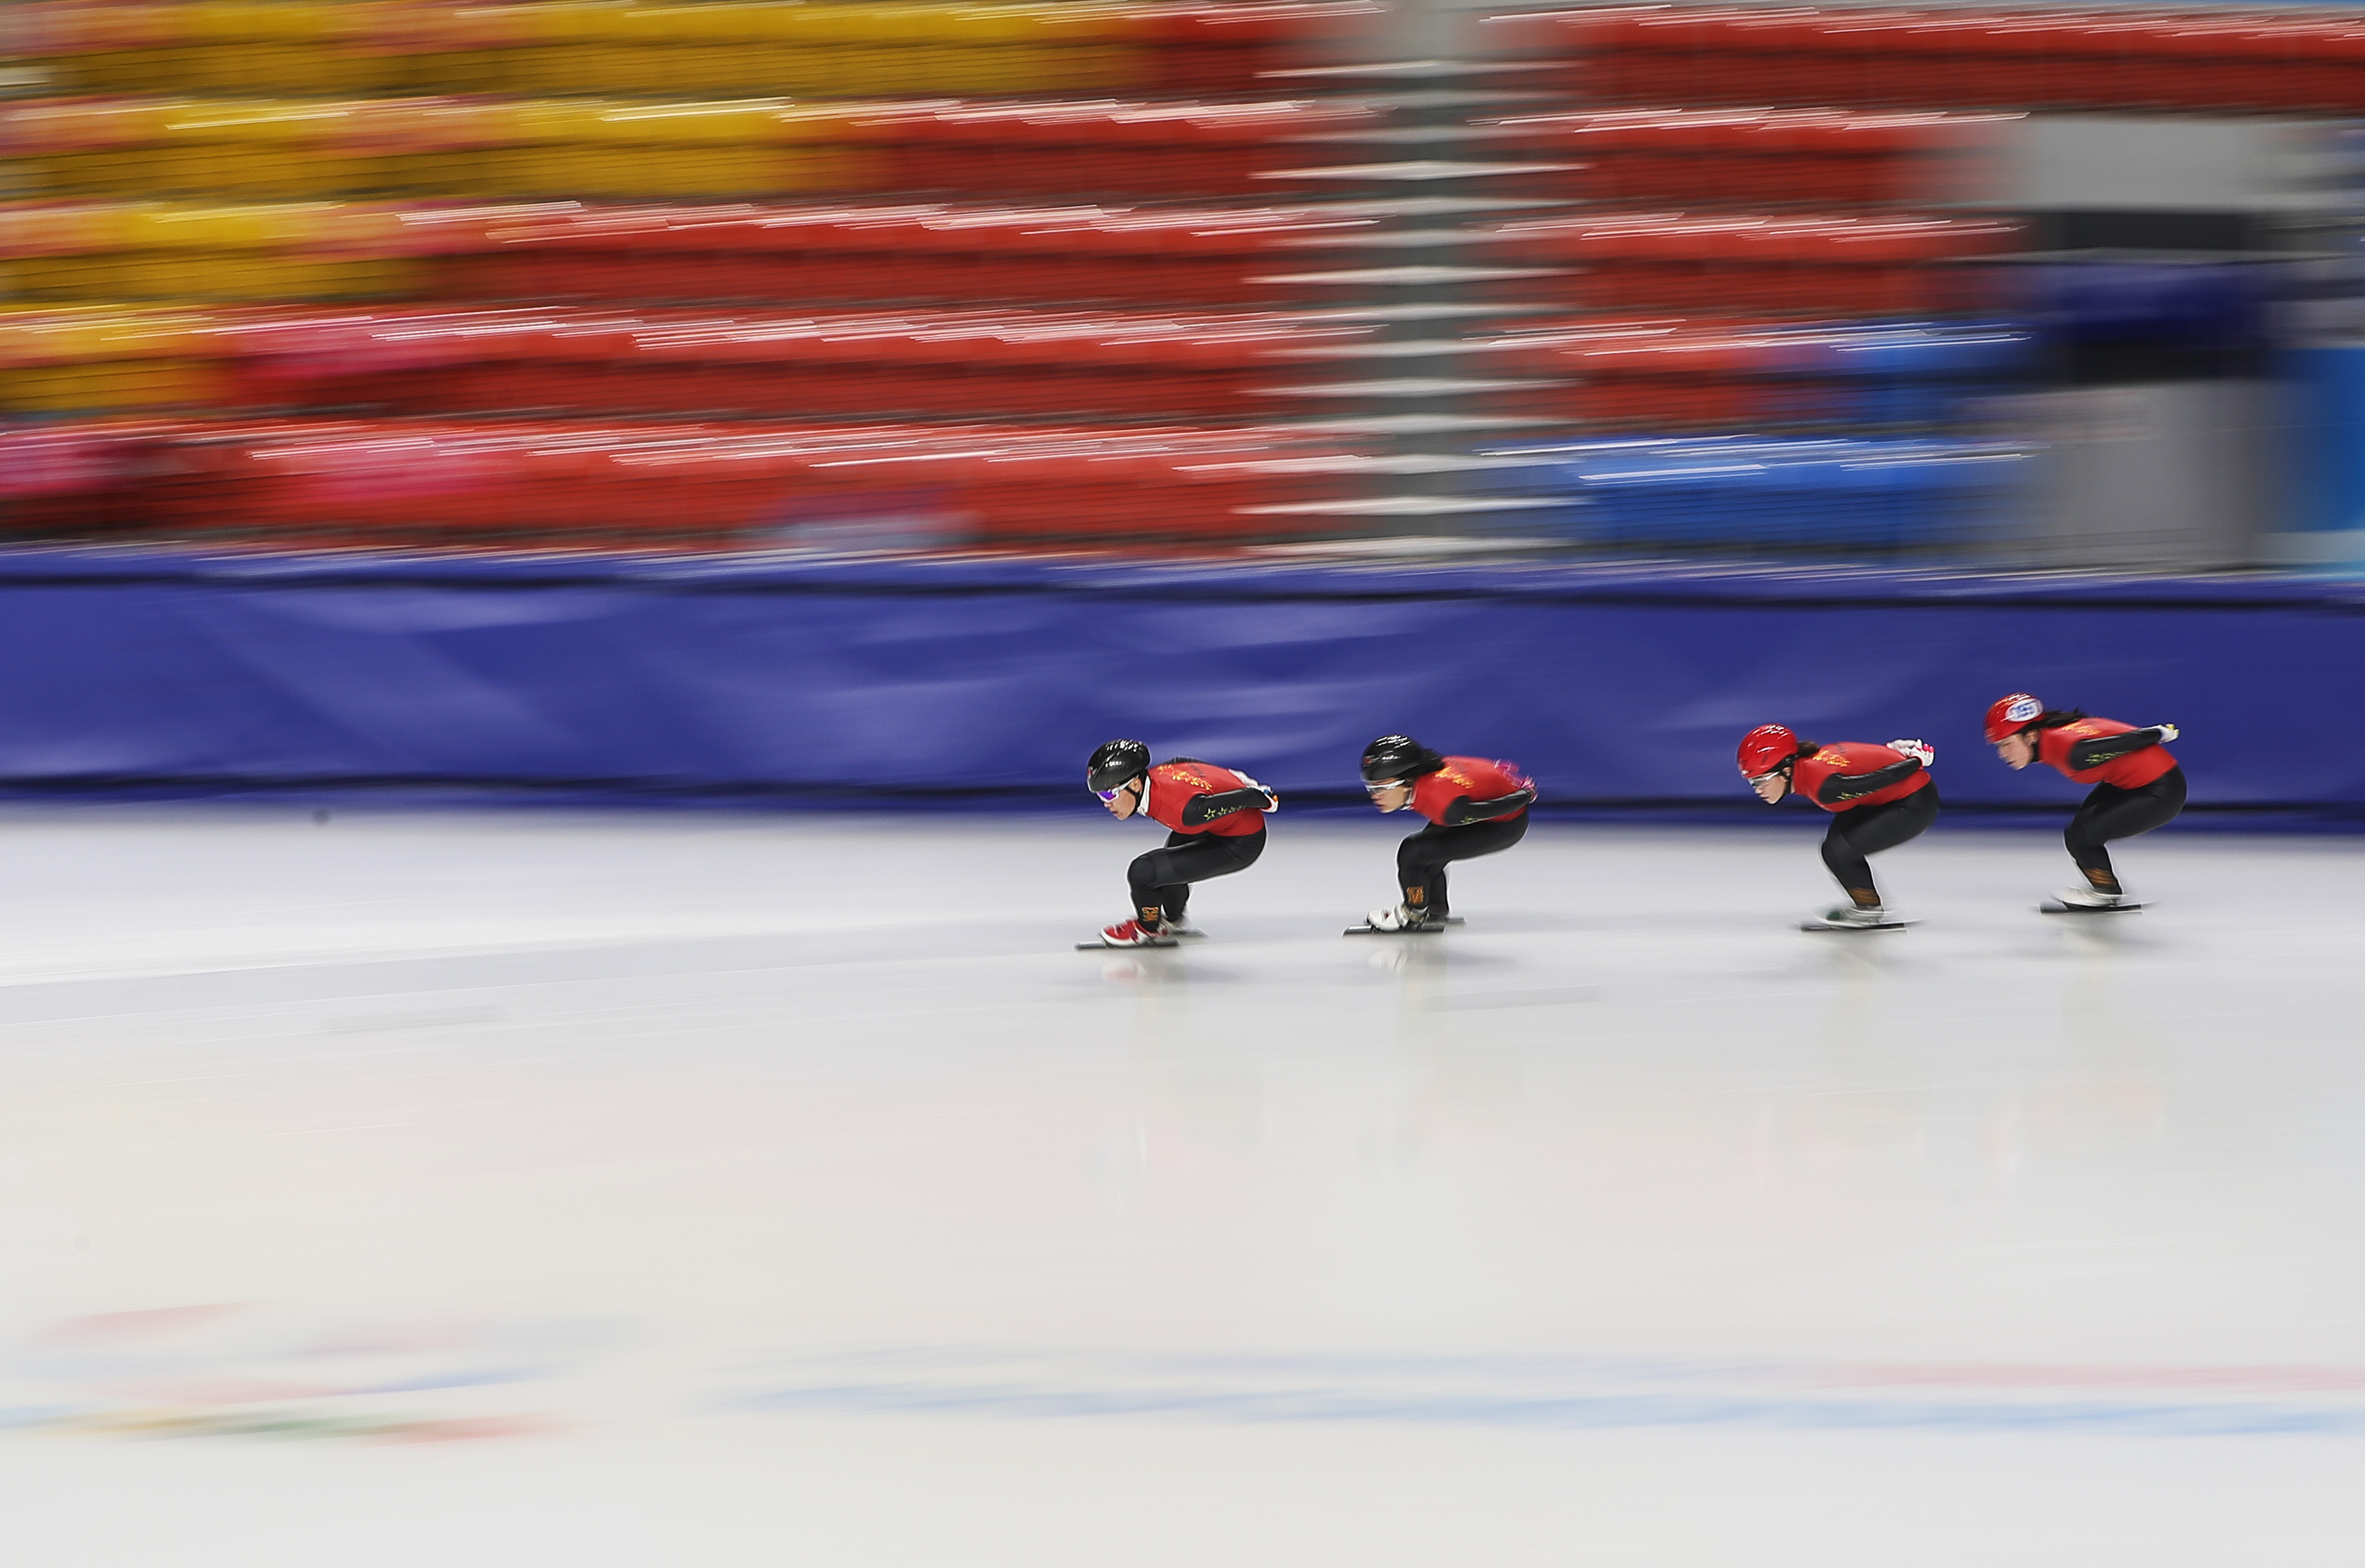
1441, 788, 1536, 825
1181, 787, 1274, 827
2063, 725, 2171, 772
1814, 754, 1923, 807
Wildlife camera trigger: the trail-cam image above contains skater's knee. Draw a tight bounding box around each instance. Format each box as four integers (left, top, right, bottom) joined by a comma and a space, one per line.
1126, 855, 1175, 900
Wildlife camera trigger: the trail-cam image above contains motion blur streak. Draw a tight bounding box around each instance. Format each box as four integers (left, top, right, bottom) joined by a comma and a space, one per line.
3, 1, 2355, 566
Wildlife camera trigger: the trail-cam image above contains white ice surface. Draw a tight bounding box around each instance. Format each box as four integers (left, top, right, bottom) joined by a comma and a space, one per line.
1, 807, 2361, 1565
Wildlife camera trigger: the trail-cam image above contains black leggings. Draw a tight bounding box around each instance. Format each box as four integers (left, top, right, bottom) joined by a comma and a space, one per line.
1129, 827, 1266, 924
2064, 767, 2185, 892
1819, 783, 1940, 907
1396, 814, 1529, 916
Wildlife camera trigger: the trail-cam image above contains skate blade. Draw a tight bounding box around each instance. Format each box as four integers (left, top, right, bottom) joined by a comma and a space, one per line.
2039, 901, 2143, 916
1798, 919, 1914, 933
1076, 936, 1181, 950
1342, 918, 1461, 937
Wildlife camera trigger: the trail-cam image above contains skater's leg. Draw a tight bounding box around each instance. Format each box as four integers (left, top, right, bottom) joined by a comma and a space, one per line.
1394, 816, 1527, 916
2063, 790, 2122, 893
1395, 824, 1454, 916
1819, 819, 1880, 909
2063, 769, 2185, 894
1820, 786, 1939, 908
1157, 831, 1195, 926
1162, 831, 1263, 924
1127, 829, 1266, 926
1127, 832, 1189, 925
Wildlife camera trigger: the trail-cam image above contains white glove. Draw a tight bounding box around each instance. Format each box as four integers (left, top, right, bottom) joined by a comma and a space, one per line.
1888, 738, 1934, 768
1231, 770, 1280, 811
2152, 723, 2179, 743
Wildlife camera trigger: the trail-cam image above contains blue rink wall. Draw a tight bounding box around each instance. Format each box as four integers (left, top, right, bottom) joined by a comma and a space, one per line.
1, 550, 2360, 820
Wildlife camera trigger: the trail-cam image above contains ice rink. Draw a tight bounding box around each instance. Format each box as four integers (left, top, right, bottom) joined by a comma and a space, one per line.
3, 804, 2362, 1565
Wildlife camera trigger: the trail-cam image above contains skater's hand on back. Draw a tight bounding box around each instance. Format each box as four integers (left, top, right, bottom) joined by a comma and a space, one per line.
2152, 723, 2179, 743
1887, 738, 1934, 768
1231, 770, 1280, 811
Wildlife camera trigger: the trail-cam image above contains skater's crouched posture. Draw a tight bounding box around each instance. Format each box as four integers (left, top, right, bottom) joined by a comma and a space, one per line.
1738, 725, 1938, 929
1359, 735, 1534, 931
1984, 693, 2182, 909
1087, 738, 1277, 947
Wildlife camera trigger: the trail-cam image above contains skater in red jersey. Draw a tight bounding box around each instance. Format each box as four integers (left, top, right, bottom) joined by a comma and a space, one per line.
1983, 693, 2183, 911
1086, 738, 1277, 948
1354, 734, 1534, 931
1737, 724, 1938, 929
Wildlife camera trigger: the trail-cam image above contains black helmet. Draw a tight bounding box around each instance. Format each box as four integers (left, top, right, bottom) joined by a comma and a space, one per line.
1087, 738, 1152, 793
1360, 734, 1445, 784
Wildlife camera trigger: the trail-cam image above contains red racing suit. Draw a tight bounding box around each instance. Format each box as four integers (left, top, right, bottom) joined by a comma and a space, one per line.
1410, 756, 1535, 825
2037, 717, 2178, 790
1144, 758, 1270, 837
1793, 741, 1931, 813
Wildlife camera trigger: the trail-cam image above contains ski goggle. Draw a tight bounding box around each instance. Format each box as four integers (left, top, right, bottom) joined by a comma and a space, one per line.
1363, 778, 1404, 795
1092, 779, 1138, 801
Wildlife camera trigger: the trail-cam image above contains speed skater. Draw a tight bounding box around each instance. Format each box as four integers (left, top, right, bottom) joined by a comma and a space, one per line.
1086, 739, 1277, 947
1984, 693, 2183, 910
1738, 725, 1938, 929
1356, 735, 1535, 931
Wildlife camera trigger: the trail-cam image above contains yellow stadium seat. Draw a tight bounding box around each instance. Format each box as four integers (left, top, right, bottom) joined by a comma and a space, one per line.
182, 4, 346, 46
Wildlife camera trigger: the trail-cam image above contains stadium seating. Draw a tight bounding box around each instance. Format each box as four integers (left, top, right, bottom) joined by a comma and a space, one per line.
1487, 107, 2008, 208
1502, 7, 2365, 115
15, 1, 1359, 98
407, 203, 1388, 310
0, 96, 1374, 203
1473, 317, 2033, 431
1474, 211, 2020, 318
0, 418, 1363, 551
1480, 435, 2029, 551
0, 304, 1376, 421
1, 199, 1396, 308
0, 1, 1381, 551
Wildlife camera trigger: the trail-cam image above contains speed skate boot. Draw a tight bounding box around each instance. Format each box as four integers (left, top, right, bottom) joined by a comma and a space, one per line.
2041, 884, 2139, 914
1366, 902, 1438, 932
1097, 917, 1176, 948
1803, 903, 1908, 931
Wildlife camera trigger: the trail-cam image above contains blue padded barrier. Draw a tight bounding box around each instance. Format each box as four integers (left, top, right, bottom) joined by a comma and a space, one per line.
0, 549, 2357, 816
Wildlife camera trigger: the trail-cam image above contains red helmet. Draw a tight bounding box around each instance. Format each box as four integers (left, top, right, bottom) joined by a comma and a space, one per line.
1983, 692, 2044, 743
1737, 724, 1802, 780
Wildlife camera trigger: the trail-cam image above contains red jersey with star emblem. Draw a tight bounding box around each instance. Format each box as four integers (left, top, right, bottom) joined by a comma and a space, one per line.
1409, 756, 1533, 825
1145, 760, 1268, 836
2037, 717, 2178, 789
1792, 742, 1931, 814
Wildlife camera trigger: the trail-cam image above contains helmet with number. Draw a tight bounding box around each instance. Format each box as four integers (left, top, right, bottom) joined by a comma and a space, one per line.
1736, 724, 1803, 780
1086, 738, 1151, 794
1983, 692, 2045, 744
1360, 734, 1445, 784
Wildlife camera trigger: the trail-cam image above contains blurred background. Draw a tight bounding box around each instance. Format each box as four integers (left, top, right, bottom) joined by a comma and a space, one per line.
3, 0, 2363, 815
6, 0, 2364, 569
